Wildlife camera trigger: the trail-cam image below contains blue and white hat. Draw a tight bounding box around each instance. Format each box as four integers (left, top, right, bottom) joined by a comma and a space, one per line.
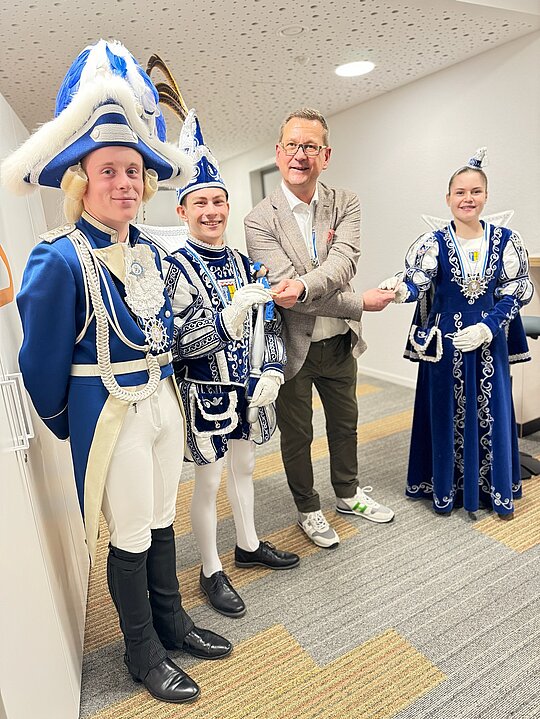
467, 147, 488, 169
176, 108, 227, 204
1, 40, 193, 194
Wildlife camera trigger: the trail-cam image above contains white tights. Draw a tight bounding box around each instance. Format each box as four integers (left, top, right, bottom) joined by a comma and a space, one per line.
191, 438, 260, 577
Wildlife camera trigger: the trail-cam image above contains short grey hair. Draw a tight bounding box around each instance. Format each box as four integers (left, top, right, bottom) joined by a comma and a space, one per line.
278, 108, 329, 146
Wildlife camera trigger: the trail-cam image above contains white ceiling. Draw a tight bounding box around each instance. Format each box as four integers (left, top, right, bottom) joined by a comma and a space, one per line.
0, 0, 538, 161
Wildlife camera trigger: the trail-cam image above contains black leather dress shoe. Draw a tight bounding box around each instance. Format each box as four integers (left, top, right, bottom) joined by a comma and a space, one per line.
181, 625, 233, 660
234, 541, 300, 570
199, 569, 246, 617
133, 658, 200, 704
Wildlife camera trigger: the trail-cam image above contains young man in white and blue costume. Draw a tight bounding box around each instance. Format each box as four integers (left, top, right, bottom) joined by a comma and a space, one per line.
1, 40, 232, 705
161, 110, 300, 618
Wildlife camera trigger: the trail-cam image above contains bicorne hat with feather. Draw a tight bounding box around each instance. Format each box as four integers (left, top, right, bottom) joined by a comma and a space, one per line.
1, 39, 193, 194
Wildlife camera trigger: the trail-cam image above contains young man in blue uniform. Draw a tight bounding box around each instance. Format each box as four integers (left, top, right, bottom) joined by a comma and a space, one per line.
1, 41, 231, 704
161, 109, 300, 618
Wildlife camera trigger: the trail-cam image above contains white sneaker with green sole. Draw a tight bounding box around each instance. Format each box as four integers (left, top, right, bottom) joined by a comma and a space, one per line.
336, 486, 394, 523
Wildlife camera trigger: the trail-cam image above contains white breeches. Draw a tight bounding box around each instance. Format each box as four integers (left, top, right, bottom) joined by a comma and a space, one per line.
101, 377, 184, 553
191, 438, 259, 577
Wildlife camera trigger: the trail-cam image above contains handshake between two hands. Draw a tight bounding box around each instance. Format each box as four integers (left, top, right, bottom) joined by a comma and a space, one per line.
269, 278, 397, 311
377, 275, 409, 303
246, 273, 492, 353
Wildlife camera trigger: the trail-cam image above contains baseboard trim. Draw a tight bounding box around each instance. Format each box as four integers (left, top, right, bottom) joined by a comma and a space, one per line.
357, 364, 417, 390
518, 417, 540, 438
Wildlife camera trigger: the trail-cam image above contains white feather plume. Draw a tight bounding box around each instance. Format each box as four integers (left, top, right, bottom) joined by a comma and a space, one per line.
1, 76, 193, 195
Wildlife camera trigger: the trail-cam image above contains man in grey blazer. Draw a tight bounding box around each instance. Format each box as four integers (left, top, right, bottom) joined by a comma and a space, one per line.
245, 108, 395, 549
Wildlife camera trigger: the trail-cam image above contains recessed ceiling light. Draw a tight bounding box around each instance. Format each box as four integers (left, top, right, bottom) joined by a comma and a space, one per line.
335, 60, 375, 77
277, 25, 306, 37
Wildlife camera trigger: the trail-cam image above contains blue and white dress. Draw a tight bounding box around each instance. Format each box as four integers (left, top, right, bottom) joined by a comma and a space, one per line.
401, 222, 533, 516
163, 237, 285, 465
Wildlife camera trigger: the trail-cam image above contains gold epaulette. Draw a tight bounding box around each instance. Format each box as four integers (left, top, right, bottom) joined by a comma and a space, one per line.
39, 224, 76, 243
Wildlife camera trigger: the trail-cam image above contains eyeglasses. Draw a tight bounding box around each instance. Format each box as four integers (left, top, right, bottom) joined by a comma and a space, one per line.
280, 142, 328, 157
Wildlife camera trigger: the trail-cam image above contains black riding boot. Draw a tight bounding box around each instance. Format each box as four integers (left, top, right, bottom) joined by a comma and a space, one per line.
147, 526, 232, 660
107, 544, 199, 703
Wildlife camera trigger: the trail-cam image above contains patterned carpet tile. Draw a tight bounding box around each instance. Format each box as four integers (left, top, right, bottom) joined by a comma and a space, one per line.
357, 410, 413, 445
80, 378, 540, 719
83, 514, 358, 655
84, 398, 412, 657
474, 478, 540, 552
87, 625, 445, 719
172, 407, 413, 537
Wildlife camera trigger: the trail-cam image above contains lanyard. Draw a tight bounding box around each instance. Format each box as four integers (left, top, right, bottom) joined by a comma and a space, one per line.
448, 223, 488, 278
310, 229, 319, 268
184, 242, 243, 307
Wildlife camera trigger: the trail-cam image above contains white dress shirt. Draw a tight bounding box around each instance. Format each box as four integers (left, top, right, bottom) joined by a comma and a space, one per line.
281, 181, 349, 342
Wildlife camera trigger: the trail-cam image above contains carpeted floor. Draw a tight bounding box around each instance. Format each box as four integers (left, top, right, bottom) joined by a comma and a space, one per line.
79, 375, 540, 719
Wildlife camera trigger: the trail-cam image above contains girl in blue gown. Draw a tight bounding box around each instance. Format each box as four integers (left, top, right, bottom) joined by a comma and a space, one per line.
380, 150, 533, 518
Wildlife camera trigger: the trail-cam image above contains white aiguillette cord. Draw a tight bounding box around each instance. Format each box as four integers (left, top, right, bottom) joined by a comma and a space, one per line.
246, 300, 265, 424
75, 230, 161, 403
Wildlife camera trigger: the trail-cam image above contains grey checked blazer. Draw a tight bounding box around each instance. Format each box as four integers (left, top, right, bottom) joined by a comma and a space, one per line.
245, 182, 367, 381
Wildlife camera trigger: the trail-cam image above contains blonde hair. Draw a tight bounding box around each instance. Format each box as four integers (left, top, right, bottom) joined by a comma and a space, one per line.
61, 164, 88, 223
447, 166, 488, 194
60, 164, 159, 222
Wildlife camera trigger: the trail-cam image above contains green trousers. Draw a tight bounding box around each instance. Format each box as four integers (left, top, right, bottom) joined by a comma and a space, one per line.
276, 331, 359, 513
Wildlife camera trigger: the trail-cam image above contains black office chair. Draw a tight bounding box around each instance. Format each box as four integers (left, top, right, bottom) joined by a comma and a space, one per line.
520, 316, 540, 479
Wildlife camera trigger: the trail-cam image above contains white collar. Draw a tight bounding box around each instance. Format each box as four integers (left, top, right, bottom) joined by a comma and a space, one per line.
81, 211, 121, 243
187, 234, 226, 251
281, 181, 318, 212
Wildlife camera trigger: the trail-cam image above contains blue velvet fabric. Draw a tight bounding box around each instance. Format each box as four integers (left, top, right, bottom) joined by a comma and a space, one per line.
402, 223, 531, 516
162, 238, 284, 464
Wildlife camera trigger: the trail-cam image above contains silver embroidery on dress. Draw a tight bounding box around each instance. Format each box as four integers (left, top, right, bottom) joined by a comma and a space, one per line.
444, 225, 501, 304
477, 342, 495, 498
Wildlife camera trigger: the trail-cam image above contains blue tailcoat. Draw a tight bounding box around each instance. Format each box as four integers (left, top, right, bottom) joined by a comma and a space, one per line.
17, 214, 175, 515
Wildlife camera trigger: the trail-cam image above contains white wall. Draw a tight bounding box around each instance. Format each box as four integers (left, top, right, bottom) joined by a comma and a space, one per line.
1, 92, 88, 719
220, 31, 540, 399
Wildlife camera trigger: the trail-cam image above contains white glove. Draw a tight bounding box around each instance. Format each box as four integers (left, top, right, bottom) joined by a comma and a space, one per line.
221, 284, 272, 338
452, 322, 493, 352
378, 274, 409, 303
249, 371, 283, 408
